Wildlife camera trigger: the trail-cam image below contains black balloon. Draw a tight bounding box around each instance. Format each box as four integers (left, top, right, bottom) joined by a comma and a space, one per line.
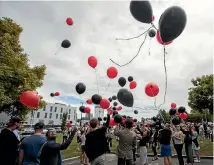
134, 110, 138, 114
117, 88, 134, 107
103, 117, 107, 121
76, 83, 86, 95
113, 110, 118, 117
134, 119, 137, 122
122, 115, 127, 118
118, 77, 126, 87
50, 93, 55, 97
112, 107, 117, 111
172, 116, 181, 125
152, 116, 157, 122
112, 95, 117, 100
159, 6, 187, 42
108, 97, 112, 102
130, 1, 153, 24
61, 39, 71, 48
148, 29, 156, 37
113, 102, 118, 106
91, 94, 102, 104
79, 106, 85, 113
169, 108, 177, 116
98, 117, 102, 121
128, 76, 134, 82
178, 106, 186, 113
114, 114, 122, 123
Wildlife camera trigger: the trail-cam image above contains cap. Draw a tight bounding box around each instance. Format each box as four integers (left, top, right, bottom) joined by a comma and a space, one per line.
34, 122, 45, 130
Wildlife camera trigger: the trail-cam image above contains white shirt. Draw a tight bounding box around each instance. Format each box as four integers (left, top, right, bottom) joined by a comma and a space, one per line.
80, 135, 86, 145
13, 129, 20, 141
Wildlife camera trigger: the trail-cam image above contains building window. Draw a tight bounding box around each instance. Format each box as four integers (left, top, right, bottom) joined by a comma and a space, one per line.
50, 106, 53, 112
37, 112, 40, 118
68, 115, 70, 120
60, 114, 62, 119
49, 113, 52, 119
61, 108, 63, 113
69, 109, 71, 114
43, 106, 46, 111
44, 113, 47, 118
55, 107, 57, 112
56, 114, 58, 119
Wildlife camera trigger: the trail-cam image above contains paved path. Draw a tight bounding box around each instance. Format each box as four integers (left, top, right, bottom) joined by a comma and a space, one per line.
63, 154, 213, 165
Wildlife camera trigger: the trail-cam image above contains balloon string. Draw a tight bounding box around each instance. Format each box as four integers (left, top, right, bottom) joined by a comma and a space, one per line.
115, 27, 152, 41
54, 47, 61, 55
102, 79, 111, 96
158, 45, 168, 109
149, 88, 157, 109
94, 69, 100, 94
110, 33, 148, 67
148, 38, 151, 56
151, 23, 158, 31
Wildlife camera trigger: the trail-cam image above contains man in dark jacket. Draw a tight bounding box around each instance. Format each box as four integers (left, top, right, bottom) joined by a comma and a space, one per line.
39, 127, 77, 165
85, 108, 111, 165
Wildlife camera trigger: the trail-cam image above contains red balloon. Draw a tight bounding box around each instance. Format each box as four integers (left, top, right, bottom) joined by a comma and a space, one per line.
129, 81, 137, 89
147, 122, 150, 127
55, 92, 60, 96
20, 91, 40, 108
109, 118, 116, 126
88, 56, 97, 68
152, 15, 155, 22
66, 17, 73, 26
100, 98, 110, 109
84, 107, 91, 113
117, 106, 122, 111
132, 123, 136, 127
171, 103, 177, 108
109, 109, 114, 115
179, 113, 188, 119
156, 31, 173, 45
145, 83, 159, 97
107, 67, 118, 79
86, 98, 92, 104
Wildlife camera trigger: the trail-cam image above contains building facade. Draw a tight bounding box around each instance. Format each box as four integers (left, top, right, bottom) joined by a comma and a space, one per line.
25, 103, 78, 126
94, 105, 104, 119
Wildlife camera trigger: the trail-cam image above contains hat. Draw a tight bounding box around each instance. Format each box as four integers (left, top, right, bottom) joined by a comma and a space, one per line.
34, 122, 45, 130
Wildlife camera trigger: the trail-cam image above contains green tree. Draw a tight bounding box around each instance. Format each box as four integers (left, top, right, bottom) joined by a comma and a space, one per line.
159, 109, 170, 122
61, 113, 68, 131
188, 74, 213, 114
0, 17, 46, 119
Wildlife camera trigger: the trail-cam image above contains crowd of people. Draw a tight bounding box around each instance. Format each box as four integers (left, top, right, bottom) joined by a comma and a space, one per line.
0, 109, 213, 165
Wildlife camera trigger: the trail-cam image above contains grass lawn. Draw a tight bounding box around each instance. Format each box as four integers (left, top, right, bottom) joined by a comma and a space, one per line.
57, 134, 213, 159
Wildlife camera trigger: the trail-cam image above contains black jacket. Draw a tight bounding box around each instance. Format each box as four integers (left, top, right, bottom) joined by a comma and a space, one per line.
85, 114, 110, 162
40, 131, 76, 165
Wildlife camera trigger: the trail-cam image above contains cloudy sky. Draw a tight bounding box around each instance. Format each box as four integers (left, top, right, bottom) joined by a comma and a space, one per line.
0, 0, 213, 120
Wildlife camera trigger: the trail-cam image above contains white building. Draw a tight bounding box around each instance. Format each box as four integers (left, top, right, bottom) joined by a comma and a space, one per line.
25, 103, 78, 126
94, 105, 104, 119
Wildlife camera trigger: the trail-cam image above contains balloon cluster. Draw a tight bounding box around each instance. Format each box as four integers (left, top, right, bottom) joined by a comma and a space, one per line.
169, 105, 188, 125
79, 106, 91, 114
50, 92, 60, 97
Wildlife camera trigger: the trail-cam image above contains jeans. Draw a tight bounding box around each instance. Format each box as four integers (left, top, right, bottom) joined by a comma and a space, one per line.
174, 144, 184, 165
117, 158, 133, 165
185, 144, 194, 164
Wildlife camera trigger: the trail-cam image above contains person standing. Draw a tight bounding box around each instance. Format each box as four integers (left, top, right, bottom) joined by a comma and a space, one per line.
39, 127, 77, 165
0, 117, 22, 165
172, 125, 184, 165
84, 109, 111, 165
199, 124, 204, 141
18, 122, 46, 165
80, 130, 88, 165
159, 123, 172, 165
62, 128, 68, 143
114, 118, 137, 165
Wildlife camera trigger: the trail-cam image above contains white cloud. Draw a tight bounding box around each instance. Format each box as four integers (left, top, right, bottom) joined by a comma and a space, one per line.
0, 0, 213, 120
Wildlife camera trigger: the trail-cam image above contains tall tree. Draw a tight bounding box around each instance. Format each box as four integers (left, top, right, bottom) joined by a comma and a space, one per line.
188, 74, 213, 114
61, 113, 68, 131
0, 17, 46, 119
